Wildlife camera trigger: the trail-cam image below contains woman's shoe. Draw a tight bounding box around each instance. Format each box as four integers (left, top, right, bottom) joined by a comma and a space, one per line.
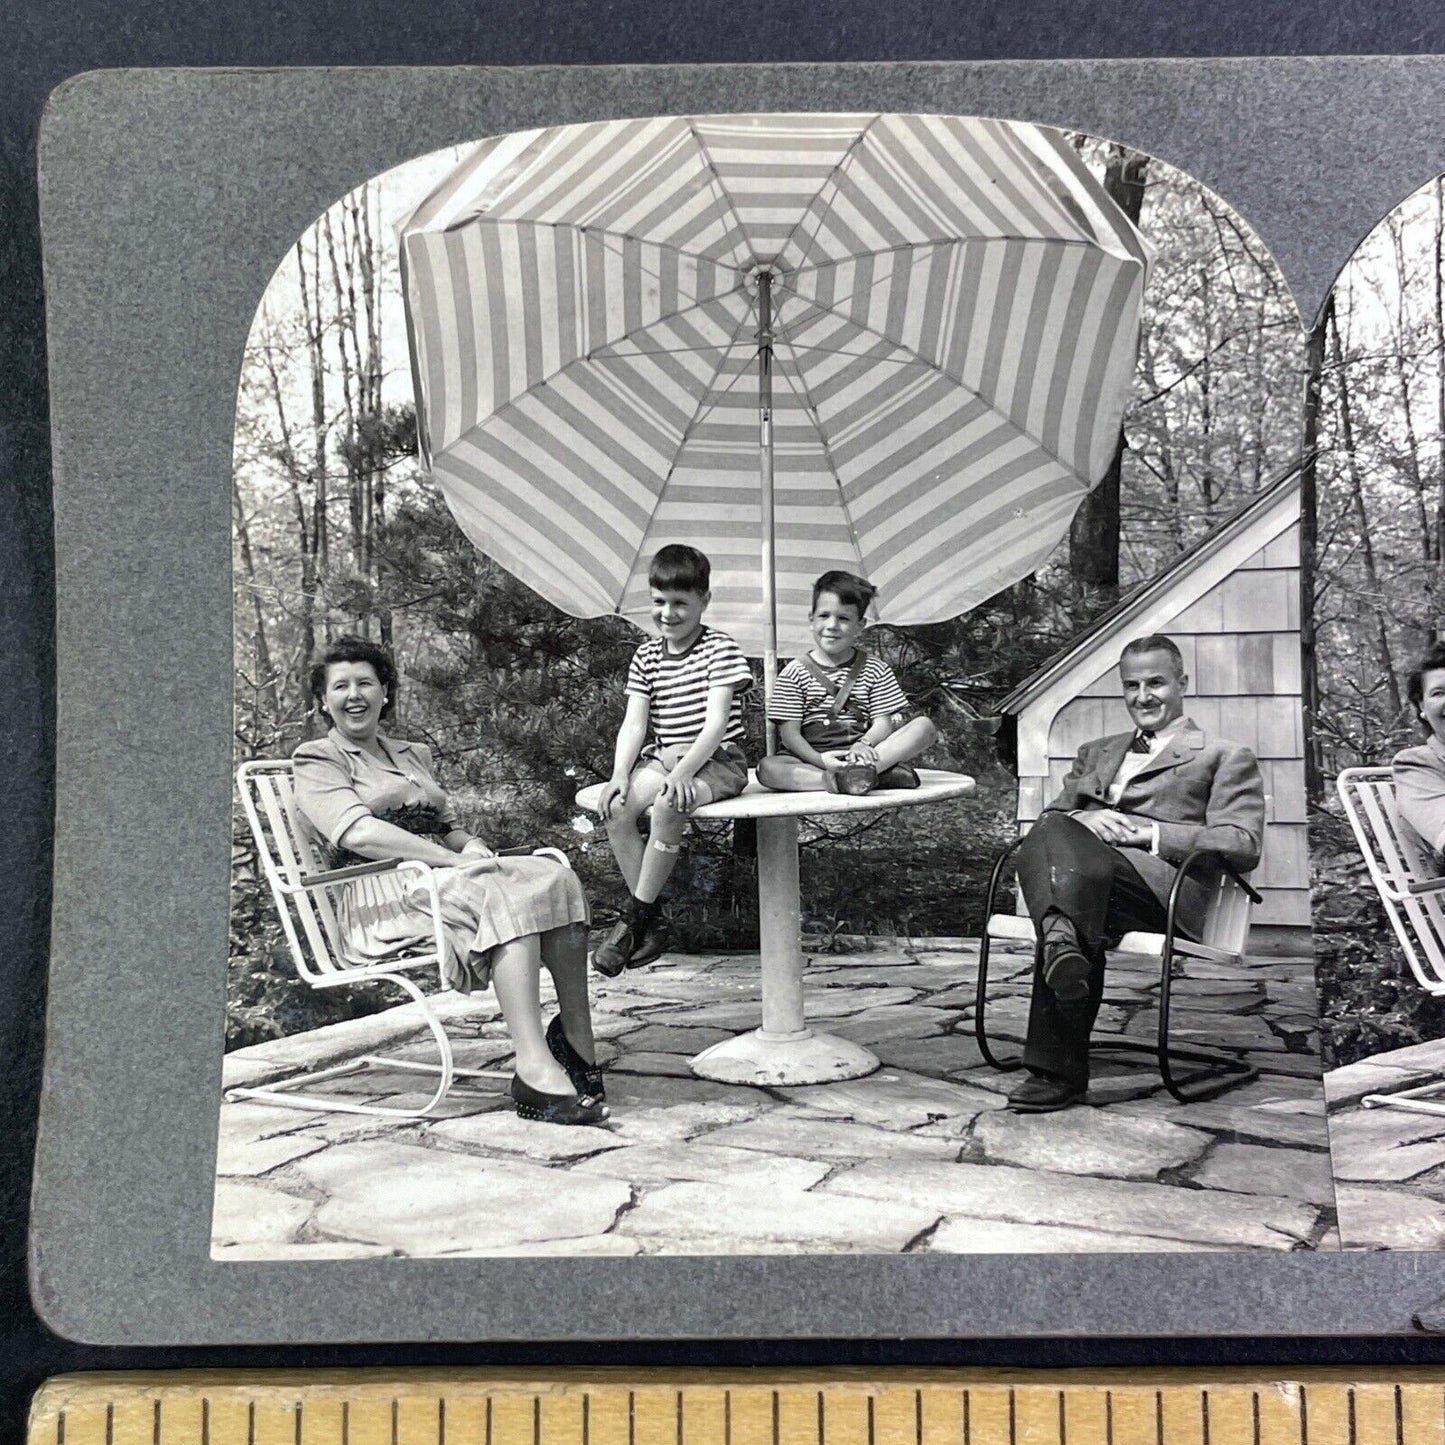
510, 1073, 610, 1126
546, 1014, 606, 1102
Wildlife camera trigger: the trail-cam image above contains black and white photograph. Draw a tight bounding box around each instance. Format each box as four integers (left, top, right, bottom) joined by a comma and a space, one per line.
216, 111, 1333, 1261
1309, 172, 1445, 1251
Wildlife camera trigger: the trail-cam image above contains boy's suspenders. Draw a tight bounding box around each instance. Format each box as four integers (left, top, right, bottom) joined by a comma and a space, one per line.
799, 649, 870, 723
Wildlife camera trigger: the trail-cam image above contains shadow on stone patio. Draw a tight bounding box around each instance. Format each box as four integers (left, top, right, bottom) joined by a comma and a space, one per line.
213, 939, 1338, 1259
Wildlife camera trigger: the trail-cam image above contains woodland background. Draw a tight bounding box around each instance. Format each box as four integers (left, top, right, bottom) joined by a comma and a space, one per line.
1306, 176, 1445, 1065
228, 132, 1418, 1066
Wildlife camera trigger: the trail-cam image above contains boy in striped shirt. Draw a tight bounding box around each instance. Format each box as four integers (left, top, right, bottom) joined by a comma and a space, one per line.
593, 544, 754, 977
759, 570, 937, 796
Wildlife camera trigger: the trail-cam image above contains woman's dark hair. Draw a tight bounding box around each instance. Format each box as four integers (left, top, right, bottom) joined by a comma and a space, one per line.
309, 634, 399, 720
1407, 640, 1445, 730
812, 569, 877, 618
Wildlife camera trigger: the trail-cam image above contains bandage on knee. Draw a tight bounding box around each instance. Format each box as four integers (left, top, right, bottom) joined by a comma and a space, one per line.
650, 838, 680, 854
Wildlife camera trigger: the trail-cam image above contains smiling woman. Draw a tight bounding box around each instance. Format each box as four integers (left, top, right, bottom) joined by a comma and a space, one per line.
1391, 642, 1445, 871
290, 634, 609, 1127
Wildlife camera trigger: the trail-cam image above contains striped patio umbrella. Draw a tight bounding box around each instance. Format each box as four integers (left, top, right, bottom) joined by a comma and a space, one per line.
400, 112, 1152, 723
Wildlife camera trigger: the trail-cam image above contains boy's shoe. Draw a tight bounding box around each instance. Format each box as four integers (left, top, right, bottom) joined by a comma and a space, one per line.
591, 919, 638, 978
825, 763, 878, 796
875, 763, 921, 789
627, 913, 672, 968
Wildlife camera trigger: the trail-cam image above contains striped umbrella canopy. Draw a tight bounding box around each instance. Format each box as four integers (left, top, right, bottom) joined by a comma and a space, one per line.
400, 112, 1152, 675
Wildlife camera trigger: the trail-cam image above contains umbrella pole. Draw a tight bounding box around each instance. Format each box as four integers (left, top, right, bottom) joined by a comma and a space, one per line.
758, 269, 778, 757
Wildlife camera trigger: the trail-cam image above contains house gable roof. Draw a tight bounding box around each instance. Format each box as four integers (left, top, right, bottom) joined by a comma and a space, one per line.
998, 460, 1303, 717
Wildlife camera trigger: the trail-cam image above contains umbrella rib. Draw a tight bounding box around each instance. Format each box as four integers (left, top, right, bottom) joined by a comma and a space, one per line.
770, 114, 882, 272
774, 288, 1088, 479
769, 327, 871, 580
685, 119, 761, 271
788, 234, 1107, 282
624, 304, 761, 586
465, 214, 727, 309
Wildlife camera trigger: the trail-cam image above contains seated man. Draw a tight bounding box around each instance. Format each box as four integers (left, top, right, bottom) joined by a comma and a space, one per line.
1006, 634, 1265, 1114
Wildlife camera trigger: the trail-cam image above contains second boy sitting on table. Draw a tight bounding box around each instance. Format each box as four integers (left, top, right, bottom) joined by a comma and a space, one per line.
593, 544, 754, 977
759, 570, 938, 796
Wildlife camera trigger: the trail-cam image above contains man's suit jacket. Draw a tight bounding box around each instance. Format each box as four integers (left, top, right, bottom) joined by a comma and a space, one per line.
1044, 718, 1266, 936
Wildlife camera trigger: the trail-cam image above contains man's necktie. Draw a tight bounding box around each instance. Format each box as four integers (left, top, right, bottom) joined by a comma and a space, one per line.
1130, 729, 1155, 755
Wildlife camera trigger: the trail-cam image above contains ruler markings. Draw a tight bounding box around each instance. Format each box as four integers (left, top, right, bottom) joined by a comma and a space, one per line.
34, 1376, 1445, 1445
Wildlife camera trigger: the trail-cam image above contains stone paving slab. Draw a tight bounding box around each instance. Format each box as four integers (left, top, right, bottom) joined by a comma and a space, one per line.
571, 1142, 831, 1191
1189, 1143, 1336, 1206
298, 1140, 633, 1253
924, 1217, 1237, 1253
215, 940, 1336, 1259
970, 1109, 1211, 1180
617, 1180, 939, 1251
1325, 1037, 1445, 1248
820, 1160, 1321, 1250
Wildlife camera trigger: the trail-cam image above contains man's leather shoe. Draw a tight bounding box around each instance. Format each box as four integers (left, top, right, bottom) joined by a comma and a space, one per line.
1040, 916, 1092, 1001
1007, 1072, 1086, 1113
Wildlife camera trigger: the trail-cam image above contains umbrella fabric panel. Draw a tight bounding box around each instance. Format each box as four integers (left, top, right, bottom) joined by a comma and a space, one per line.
784, 231, 1144, 484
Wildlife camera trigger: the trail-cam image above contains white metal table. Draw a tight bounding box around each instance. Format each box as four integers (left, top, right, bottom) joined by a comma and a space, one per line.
575, 768, 977, 1085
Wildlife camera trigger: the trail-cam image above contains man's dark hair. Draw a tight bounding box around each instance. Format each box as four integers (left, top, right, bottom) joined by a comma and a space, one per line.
1119, 634, 1186, 677
1406, 640, 1445, 731
649, 544, 711, 594
308, 633, 399, 720
811, 569, 877, 617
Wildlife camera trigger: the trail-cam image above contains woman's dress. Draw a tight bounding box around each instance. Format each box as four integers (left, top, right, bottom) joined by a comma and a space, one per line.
292, 728, 587, 993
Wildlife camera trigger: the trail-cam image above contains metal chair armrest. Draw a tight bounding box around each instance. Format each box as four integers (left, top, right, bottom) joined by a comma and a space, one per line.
289, 858, 404, 890
1169, 848, 1263, 907
1406, 874, 1445, 896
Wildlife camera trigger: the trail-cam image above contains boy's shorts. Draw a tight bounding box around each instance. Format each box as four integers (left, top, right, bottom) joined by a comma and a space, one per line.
635, 741, 750, 803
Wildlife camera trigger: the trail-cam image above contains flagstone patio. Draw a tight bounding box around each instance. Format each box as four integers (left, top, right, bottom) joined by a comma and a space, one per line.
1324, 1037, 1445, 1250
213, 939, 1337, 1259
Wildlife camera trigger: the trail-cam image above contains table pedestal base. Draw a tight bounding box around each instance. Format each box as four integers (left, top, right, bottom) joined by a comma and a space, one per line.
687, 812, 880, 1086
691, 1028, 880, 1086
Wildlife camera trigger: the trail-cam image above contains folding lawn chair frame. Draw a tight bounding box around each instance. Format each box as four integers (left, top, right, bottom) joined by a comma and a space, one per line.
233, 758, 570, 1118
1338, 765, 1445, 1118
973, 835, 1263, 1103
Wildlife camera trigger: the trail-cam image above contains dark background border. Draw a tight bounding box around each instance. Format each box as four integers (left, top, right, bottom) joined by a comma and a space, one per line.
10, 4, 1445, 1441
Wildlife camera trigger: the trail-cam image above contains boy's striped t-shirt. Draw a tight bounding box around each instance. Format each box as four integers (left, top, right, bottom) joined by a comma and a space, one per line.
626, 627, 754, 749
768, 649, 910, 730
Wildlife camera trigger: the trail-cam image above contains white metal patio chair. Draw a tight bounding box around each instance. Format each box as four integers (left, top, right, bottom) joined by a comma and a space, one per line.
233, 758, 571, 1118
1338, 765, 1445, 1118
974, 837, 1263, 1102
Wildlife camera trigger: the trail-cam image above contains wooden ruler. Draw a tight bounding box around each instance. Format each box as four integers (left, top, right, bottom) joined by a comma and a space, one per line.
27, 1370, 1445, 1445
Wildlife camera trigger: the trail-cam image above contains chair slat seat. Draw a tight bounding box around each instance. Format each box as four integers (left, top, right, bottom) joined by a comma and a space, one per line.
983, 913, 1244, 967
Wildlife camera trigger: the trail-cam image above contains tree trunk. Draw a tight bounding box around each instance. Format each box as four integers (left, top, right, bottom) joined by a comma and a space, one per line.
1434, 178, 1445, 626
1069, 146, 1147, 602
1329, 298, 1403, 720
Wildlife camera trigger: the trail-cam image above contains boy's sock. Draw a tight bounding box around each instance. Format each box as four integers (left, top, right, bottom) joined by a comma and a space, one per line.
628, 894, 661, 930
